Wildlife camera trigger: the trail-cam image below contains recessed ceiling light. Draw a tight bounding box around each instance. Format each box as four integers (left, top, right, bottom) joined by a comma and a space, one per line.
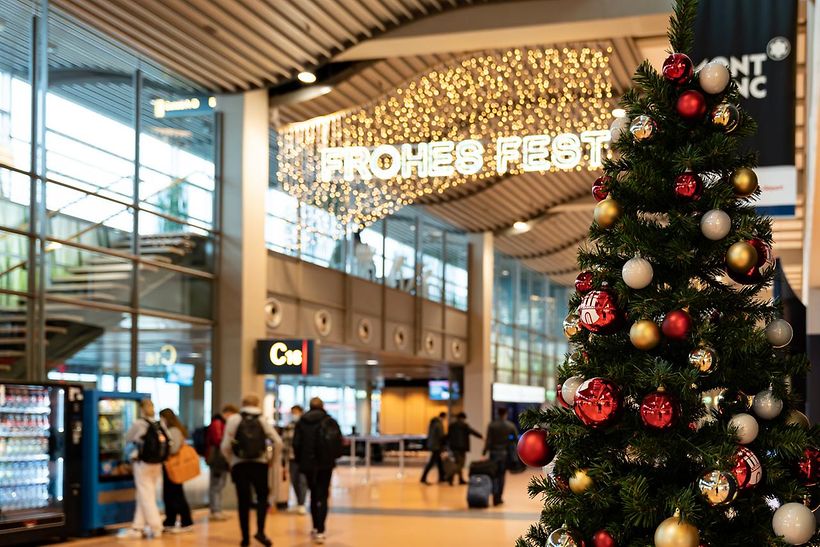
366, 359, 378, 366
512, 220, 530, 233
297, 71, 317, 84
612, 108, 627, 118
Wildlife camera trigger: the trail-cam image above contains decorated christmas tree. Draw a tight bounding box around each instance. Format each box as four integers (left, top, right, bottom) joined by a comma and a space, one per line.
515, 1, 819, 546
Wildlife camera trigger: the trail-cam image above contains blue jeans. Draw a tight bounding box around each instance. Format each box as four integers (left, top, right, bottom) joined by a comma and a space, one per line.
489, 449, 508, 503
289, 460, 308, 506
209, 470, 228, 514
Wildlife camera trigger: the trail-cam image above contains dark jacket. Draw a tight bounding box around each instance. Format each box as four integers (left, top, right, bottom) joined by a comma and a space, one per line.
483, 418, 518, 454
447, 420, 482, 452
293, 408, 336, 472
426, 417, 446, 451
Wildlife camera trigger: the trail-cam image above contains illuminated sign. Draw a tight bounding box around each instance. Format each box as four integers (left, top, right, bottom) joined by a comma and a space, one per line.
319, 130, 611, 182
145, 344, 177, 367
152, 96, 216, 119
492, 382, 547, 403
256, 339, 316, 376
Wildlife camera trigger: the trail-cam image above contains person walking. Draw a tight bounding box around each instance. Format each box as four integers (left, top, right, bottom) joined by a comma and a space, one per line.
206, 404, 238, 521
483, 407, 518, 506
447, 412, 483, 485
281, 405, 308, 514
122, 399, 170, 539
159, 408, 194, 533
420, 411, 447, 485
221, 394, 282, 547
294, 397, 343, 545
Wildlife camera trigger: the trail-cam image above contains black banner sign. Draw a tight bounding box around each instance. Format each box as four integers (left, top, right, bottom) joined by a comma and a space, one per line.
257, 339, 316, 376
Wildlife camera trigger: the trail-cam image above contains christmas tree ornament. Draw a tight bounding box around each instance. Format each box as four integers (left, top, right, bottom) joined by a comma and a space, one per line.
717, 389, 753, 415
729, 413, 759, 444
640, 387, 679, 430
730, 167, 758, 197
699, 60, 731, 94
569, 468, 593, 494
630, 319, 661, 350
546, 526, 584, 547
591, 529, 616, 547
677, 90, 707, 120
516, 429, 555, 468
622, 256, 654, 289
710, 102, 740, 133
578, 289, 622, 334
561, 375, 586, 406
728, 238, 773, 284
662, 52, 694, 85
796, 448, 819, 486
765, 318, 794, 348
556, 383, 571, 409
574, 378, 623, 428
654, 510, 700, 547
752, 389, 783, 420
689, 346, 717, 375
630, 115, 657, 141
610, 115, 631, 141
674, 171, 704, 201
726, 241, 758, 273
700, 209, 732, 240
575, 271, 594, 293
785, 410, 810, 429
771, 502, 816, 545
594, 198, 622, 229
698, 469, 738, 506
563, 312, 582, 338
732, 446, 763, 489
592, 175, 611, 202
662, 309, 692, 341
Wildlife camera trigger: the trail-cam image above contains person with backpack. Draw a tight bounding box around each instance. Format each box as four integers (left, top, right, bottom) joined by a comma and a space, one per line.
122, 398, 171, 539
447, 412, 483, 485
281, 405, 308, 514
293, 397, 343, 545
221, 394, 282, 547
420, 412, 447, 485
206, 404, 238, 521
159, 408, 194, 533
482, 407, 519, 506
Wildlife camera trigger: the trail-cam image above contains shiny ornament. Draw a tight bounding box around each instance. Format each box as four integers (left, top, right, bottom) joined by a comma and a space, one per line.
662, 53, 694, 85
717, 389, 753, 415
561, 375, 585, 406
575, 271, 594, 293
689, 346, 717, 375
630, 319, 661, 350
556, 383, 571, 409
766, 318, 794, 348
698, 470, 738, 506
674, 172, 704, 201
630, 115, 657, 141
785, 410, 810, 429
732, 446, 763, 489
610, 116, 631, 141
726, 241, 758, 273
677, 90, 707, 120
591, 530, 616, 547
662, 309, 692, 341
574, 378, 623, 428
621, 256, 653, 290
710, 102, 740, 133
699, 60, 731, 94
594, 198, 622, 229
730, 167, 758, 197
563, 312, 582, 338
578, 289, 621, 334
730, 413, 759, 444
547, 526, 584, 547
569, 468, 593, 494
516, 429, 554, 468
752, 389, 783, 420
700, 209, 732, 240
728, 238, 773, 284
654, 510, 700, 547
796, 448, 819, 486
772, 502, 816, 545
640, 388, 678, 430
592, 175, 611, 202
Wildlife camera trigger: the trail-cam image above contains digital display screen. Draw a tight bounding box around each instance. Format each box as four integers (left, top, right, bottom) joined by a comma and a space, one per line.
429, 380, 460, 401
165, 364, 195, 386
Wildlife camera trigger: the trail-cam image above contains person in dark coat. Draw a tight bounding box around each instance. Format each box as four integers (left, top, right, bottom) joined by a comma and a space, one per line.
483, 407, 518, 506
420, 411, 447, 484
446, 412, 482, 485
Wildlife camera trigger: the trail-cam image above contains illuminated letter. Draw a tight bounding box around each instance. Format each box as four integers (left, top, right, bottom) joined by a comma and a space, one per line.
320, 148, 345, 182
748, 53, 767, 76
401, 143, 428, 178
496, 136, 522, 174
428, 141, 455, 177
455, 140, 484, 175
159, 344, 178, 366
344, 147, 372, 181
287, 350, 303, 365
522, 135, 551, 171
749, 75, 767, 98
270, 342, 288, 366
369, 144, 402, 180
580, 130, 612, 168
551, 133, 581, 170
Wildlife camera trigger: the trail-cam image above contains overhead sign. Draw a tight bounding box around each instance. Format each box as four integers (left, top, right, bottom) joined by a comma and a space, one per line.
492, 382, 546, 404
256, 339, 316, 376
693, 0, 797, 217
152, 96, 216, 119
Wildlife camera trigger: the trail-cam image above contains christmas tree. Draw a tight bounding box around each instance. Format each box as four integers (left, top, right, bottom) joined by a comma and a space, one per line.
515, 1, 819, 546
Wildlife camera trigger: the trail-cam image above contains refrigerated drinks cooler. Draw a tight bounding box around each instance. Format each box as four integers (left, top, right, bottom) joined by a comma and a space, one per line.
0, 382, 84, 545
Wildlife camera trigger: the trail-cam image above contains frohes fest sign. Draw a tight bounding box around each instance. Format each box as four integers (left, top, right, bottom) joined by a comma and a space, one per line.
256, 339, 316, 376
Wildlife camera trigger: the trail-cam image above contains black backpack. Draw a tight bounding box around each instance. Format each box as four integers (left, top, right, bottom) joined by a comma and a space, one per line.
192, 426, 208, 457
316, 415, 344, 467
138, 419, 170, 464
232, 413, 267, 460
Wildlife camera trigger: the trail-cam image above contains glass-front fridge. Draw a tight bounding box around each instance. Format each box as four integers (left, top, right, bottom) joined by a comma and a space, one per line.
0, 382, 84, 545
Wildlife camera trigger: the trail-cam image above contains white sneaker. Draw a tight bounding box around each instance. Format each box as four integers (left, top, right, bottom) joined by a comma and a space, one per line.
119, 528, 145, 539
297, 505, 307, 515
146, 529, 163, 540
314, 533, 326, 544
310, 529, 318, 539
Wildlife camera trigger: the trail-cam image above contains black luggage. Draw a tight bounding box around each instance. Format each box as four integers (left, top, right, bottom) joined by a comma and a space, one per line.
469, 459, 497, 478
442, 452, 457, 482
466, 474, 492, 508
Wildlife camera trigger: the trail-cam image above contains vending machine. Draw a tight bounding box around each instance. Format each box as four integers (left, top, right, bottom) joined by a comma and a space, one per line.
0, 381, 84, 545
81, 390, 148, 531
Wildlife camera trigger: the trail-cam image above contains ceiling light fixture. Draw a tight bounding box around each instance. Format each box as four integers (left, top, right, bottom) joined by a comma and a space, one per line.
297, 71, 317, 84
512, 220, 531, 233
612, 107, 627, 118
366, 359, 378, 366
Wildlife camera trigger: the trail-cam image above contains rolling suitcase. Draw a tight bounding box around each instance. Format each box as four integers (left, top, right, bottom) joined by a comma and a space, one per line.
442, 452, 457, 483
469, 459, 497, 478
466, 474, 492, 508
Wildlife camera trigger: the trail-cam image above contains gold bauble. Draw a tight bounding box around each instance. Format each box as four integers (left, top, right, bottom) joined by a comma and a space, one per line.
654, 510, 700, 547
629, 319, 661, 350
563, 313, 581, 338
698, 469, 738, 506
726, 241, 758, 273
594, 198, 622, 229
785, 409, 810, 429
569, 468, 593, 494
731, 167, 758, 197
688, 346, 717, 375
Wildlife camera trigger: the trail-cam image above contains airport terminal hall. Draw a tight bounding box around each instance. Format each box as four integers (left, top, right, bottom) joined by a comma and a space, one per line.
1, 0, 820, 546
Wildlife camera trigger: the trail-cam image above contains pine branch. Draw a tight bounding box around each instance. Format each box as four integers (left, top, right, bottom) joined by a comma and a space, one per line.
667, 0, 699, 54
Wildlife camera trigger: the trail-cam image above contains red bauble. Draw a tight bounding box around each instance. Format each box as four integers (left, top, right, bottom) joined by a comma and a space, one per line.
727, 238, 773, 284
575, 271, 594, 293
556, 383, 571, 409
796, 447, 819, 486
577, 289, 622, 334
592, 176, 611, 202
731, 446, 763, 490
661, 309, 692, 341
516, 429, 554, 467
662, 53, 694, 85
574, 377, 623, 428
674, 172, 703, 201
639, 389, 679, 430
591, 530, 617, 547
677, 90, 707, 120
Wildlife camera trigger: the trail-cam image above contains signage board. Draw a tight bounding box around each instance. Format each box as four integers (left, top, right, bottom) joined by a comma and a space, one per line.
256, 339, 316, 376
165, 363, 195, 387
152, 96, 216, 119
492, 382, 546, 404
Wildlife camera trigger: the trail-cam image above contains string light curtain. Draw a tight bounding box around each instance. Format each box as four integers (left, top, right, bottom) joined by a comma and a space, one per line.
276, 44, 615, 229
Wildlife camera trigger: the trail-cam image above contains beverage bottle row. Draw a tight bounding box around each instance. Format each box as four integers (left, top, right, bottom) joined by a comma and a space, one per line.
0, 437, 49, 457
0, 484, 50, 511
0, 387, 50, 410
0, 461, 49, 485
0, 414, 50, 433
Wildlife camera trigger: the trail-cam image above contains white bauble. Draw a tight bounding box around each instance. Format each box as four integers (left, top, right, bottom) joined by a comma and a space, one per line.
765, 319, 793, 348
610, 116, 630, 140
772, 502, 817, 545
699, 61, 731, 94
700, 209, 732, 240
622, 256, 654, 289
753, 389, 784, 420
561, 375, 585, 406
729, 413, 759, 444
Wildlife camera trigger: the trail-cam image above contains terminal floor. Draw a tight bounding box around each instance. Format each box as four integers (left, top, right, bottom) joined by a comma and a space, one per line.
62, 466, 542, 546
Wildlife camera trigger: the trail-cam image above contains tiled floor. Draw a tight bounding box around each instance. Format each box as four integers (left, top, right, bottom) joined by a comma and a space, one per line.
60, 465, 542, 546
